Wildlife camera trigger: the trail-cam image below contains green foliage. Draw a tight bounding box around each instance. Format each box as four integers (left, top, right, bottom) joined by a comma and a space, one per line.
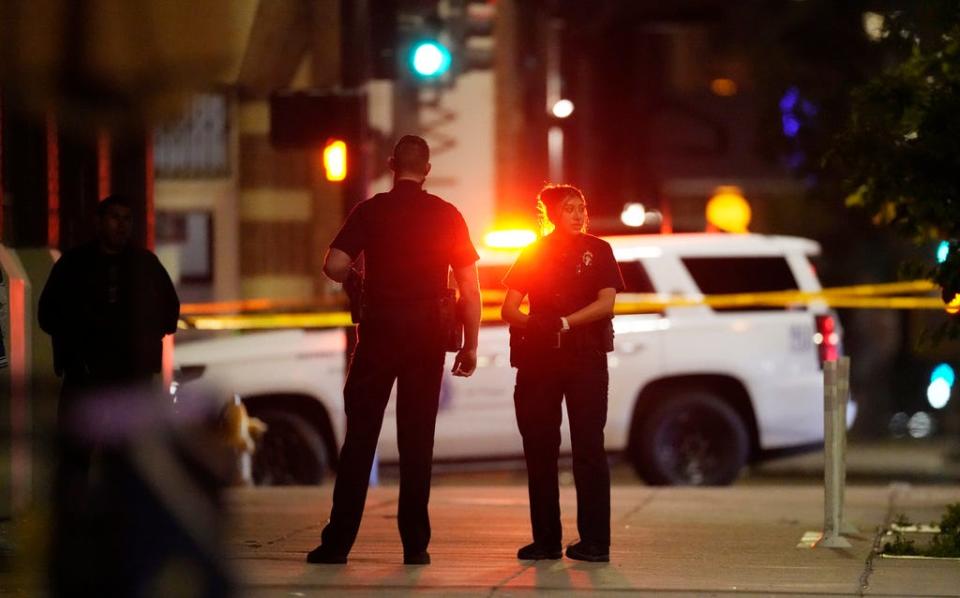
883, 533, 918, 556
883, 504, 960, 557
928, 503, 960, 557
831, 16, 960, 297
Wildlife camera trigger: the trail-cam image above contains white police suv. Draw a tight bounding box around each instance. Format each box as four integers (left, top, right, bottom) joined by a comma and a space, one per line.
174, 233, 855, 486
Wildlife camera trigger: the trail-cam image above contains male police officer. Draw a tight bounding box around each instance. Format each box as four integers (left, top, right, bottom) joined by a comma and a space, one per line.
307, 135, 481, 565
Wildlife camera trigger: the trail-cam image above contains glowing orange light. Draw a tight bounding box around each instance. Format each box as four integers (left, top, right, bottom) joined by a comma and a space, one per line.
484, 229, 537, 249
323, 139, 347, 182
946, 293, 960, 314
710, 78, 738, 97
706, 185, 751, 233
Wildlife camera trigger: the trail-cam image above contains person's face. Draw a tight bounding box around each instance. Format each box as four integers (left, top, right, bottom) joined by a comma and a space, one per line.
98, 204, 133, 251
555, 195, 586, 235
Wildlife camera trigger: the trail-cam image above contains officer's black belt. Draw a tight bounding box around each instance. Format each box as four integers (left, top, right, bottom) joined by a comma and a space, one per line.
362, 295, 447, 320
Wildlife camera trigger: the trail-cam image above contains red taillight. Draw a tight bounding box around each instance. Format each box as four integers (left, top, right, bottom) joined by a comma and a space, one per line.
815, 314, 840, 363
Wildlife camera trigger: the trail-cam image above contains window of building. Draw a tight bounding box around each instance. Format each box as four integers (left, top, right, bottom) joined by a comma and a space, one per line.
154, 93, 229, 178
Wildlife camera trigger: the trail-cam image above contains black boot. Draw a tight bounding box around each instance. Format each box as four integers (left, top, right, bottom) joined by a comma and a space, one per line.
306, 544, 348, 564
403, 550, 431, 565
565, 541, 609, 563
517, 542, 563, 560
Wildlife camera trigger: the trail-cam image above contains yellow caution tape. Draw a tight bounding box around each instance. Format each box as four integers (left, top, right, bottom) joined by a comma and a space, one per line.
186, 312, 354, 330
180, 296, 342, 315
178, 280, 951, 331
815, 280, 935, 296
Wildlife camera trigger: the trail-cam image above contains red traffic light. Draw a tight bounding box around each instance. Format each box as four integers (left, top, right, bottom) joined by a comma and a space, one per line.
323, 139, 347, 182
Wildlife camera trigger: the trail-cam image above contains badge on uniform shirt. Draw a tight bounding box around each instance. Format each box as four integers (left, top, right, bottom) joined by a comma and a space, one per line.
577, 250, 594, 275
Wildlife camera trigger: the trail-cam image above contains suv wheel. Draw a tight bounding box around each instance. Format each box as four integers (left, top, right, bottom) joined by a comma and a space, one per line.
631, 390, 748, 486
251, 410, 328, 486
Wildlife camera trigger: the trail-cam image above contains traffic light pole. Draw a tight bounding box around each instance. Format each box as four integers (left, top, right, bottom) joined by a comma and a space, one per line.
393, 81, 420, 140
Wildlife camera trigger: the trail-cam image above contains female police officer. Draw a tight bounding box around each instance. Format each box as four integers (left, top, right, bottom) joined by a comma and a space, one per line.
501, 184, 624, 563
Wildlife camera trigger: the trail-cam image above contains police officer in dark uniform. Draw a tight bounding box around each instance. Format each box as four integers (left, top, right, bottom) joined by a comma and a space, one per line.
501, 184, 624, 563
307, 135, 481, 566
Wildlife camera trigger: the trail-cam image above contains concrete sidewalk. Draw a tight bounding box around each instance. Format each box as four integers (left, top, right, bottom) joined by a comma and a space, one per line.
228, 484, 960, 596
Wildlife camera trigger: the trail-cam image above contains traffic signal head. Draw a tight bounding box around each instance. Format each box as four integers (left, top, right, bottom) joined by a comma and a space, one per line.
323, 139, 348, 182
410, 40, 452, 79
373, 0, 495, 84
935, 240, 960, 314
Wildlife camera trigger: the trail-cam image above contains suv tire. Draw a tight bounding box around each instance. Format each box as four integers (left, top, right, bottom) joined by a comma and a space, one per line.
251, 409, 328, 486
632, 390, 749, 486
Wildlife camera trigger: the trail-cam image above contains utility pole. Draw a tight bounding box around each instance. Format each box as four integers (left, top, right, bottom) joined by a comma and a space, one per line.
545, 17, 564, 183
340, 0, 371, 214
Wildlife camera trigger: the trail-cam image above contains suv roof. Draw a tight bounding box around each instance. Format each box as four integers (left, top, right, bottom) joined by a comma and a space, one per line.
477, 233, 821, 266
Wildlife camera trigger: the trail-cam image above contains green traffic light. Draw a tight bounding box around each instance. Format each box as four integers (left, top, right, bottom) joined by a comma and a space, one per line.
410, 40, 452, 78
938, 240, 950, 264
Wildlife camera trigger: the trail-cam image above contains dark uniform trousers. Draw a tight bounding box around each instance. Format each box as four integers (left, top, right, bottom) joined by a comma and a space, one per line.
321, 313, 446, 555
514, 347, 611, 549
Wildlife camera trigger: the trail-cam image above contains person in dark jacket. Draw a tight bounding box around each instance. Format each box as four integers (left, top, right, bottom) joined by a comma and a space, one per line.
38, 193, 181, 594
39, 194, 180, 395
501, 184, 624, 563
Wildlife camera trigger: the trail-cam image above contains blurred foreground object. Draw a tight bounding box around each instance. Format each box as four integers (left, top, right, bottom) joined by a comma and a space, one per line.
0, 0, 239, 133
49, 384, 235, 597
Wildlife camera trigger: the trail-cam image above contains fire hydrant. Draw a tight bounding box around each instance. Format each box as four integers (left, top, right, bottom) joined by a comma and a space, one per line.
221, 395, 267, 486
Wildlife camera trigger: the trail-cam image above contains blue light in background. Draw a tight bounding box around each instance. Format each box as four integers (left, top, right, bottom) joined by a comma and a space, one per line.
781, 114, 800, 138
779, 87, 799, 112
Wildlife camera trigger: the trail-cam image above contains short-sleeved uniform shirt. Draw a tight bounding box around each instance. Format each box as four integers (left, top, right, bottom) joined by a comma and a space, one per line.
503, 233, 624, 341
330, 179, 479, 305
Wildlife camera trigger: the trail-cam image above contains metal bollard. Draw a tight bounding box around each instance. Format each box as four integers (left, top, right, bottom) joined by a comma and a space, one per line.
836, 357, 857, 535
820, 357, 852, 548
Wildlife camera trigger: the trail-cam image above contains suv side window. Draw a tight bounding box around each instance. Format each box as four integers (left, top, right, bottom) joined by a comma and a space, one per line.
618, 260, 656, 293
617, 260, 662, 314
681, 256, 799, 312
